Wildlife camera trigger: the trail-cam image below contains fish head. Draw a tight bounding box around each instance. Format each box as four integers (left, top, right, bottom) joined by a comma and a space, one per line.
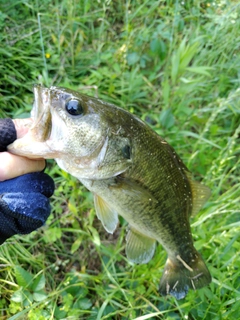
8, 85, 132, 179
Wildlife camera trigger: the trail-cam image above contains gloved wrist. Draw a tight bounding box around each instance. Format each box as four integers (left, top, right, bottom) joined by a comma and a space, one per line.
0, 172, 54, 244
0, 118, 16, 151
0, 118, 55, 244
0, 195, 47, 244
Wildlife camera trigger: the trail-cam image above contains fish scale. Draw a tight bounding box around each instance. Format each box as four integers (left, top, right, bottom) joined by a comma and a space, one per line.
8, 85, 212, 300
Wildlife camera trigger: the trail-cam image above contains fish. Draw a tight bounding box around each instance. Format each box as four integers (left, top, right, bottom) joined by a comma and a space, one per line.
8, 84, 212, 299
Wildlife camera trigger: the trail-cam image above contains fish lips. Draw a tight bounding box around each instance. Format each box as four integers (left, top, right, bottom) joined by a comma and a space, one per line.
31, 84, 52, 141
8, 85, 53, 158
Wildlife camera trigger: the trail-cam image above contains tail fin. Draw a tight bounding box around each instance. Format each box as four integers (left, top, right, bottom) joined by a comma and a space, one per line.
159, 251, 211, 300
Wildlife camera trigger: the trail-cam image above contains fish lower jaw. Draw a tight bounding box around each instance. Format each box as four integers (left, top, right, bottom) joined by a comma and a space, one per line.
8, 138, 58, 159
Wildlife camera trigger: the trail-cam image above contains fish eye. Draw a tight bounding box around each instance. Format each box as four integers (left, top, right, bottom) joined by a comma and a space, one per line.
65, 99, 83, 116
122, 145, 131, 159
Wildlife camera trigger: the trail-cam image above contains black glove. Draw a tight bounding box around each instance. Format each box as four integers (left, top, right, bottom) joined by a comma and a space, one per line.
0, 118, 54, 244
0, 118, 16, 152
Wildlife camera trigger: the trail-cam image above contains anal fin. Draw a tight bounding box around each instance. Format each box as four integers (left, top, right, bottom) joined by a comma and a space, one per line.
94, 194, 118, 234
126, 227, 156, 264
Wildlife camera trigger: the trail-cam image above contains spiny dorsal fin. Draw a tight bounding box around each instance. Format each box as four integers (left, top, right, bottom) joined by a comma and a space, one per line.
186, 172, 211, 216
94, 194, 118, 234
126, 227, 156, 264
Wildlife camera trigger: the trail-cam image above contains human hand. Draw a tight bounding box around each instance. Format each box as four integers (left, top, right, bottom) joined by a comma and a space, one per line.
0, 118, 54, 244
0, 172, 54, 244
0, 118, 45, 181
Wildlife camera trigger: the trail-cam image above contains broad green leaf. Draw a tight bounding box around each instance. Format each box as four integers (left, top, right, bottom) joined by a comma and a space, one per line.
43, 227, 62, 243
11, 289, 25, 303
127, 52, 140, 66
14, 266, 33, 288
78, 298, 92, 310
22, 291, 33, 306
33, 291, 47, 302
150, 39, 166, 59
31, 274, 46, 291
150, 38, 161, 53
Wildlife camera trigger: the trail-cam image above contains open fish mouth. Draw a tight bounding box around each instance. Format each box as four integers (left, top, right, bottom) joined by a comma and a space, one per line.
31, 84, 47, 121
7, 85, 52, 158
30, 84, 52, 142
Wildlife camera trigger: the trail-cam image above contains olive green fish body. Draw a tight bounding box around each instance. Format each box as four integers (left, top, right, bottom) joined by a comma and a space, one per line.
8, 85, 211, 300
80, 113, 192, 247
78, 112, 211, 299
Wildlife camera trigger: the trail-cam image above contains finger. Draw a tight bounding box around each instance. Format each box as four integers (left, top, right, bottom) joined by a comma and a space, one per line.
0, 153, 45, 181
12, 118, 33, 139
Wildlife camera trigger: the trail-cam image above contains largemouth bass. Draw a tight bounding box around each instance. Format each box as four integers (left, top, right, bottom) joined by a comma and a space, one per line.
8, 85, 211, 299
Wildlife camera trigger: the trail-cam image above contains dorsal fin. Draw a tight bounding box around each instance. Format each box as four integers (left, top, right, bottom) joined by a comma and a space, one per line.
186, 172, 211, 216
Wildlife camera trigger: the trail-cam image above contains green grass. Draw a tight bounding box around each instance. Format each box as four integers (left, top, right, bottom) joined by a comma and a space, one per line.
0, 0, 239, 319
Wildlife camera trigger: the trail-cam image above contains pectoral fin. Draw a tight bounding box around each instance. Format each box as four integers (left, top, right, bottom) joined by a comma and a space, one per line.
110, 176, 159, 205
126, 227, 156, 264
94, 194, 118, 234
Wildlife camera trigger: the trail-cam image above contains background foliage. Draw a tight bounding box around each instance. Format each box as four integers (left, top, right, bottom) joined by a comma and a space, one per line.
0, 0, 239, 319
